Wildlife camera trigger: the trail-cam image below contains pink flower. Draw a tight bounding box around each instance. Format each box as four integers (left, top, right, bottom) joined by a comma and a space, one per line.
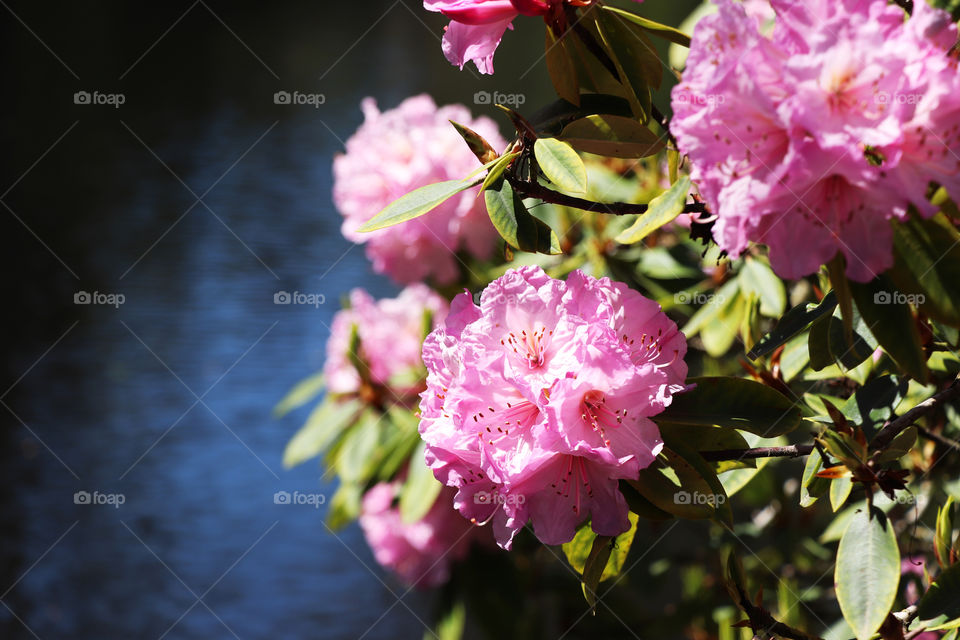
324, 285, 449, 397
333, 95, 505, 284
359, 482, 478, 587
671, 0, 960, 282
424, 0, 642, 74
419, 266, 687, 548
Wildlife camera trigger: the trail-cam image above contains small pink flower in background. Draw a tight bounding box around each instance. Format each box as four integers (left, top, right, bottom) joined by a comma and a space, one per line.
419, 266, 687, 548
324, 285, 449, 396
333, 95, 505, 284
424, 0, 642, 74
359, 482, 478, 587
671, 0, 960, 282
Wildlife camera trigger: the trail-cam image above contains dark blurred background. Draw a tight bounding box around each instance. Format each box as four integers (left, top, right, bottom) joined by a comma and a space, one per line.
0, 1, 695, 637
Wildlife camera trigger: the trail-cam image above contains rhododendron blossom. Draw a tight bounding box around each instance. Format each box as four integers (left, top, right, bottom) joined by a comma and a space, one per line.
359, 482, 478, 587
324, 285, 448, 396
425, 0, 642, 74
671, 0, 960, 282
419, 266, 687, 548
333, 95, 505, 284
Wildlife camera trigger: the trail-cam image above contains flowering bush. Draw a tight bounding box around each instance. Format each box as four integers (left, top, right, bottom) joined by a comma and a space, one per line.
324, 285, 448, 397
333, 95, 505, 284
419, 265, 687, 547
359, 482, 479, 587
671, 0, 960, 281
281, 0, 960, 637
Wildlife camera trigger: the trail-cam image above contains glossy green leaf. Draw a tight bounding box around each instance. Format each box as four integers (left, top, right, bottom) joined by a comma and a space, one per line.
399, 441, 444, 524
534, 137, 587, 193
800, 448, 831, 508
282, 397, 362, 468
701, 292, 747, 357
935, 498, 956, 568
560, 114, 665, 158
358, 178, 480, 232
480, 151, 519, 193
273, 372, 325, 418
615, 176, 692, 245
563, 512, 639, 587
748, 292, 837, 360
658, 377, 802, 437
545, 26, 580, 105
741, 258, 786, 318
891, 212, 960, 326
850, 275, 929, 383
335, 409, 383, 483
600, 5, 692, 46
484, 176, 561, 255
835, 507, 900, 640
917, 562, 960, 626
830, 476, 853, 512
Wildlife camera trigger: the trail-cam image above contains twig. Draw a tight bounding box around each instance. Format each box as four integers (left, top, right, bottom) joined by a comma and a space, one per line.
730, 578, 823, 640
700, 444, 814, 462
870, 378, 960, 455
509, 177, 708, 216
916, 425, 960, 453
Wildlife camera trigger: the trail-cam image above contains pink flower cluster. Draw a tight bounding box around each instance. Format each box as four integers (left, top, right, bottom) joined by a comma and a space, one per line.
419, 266, 687, 548
671, 0, 960, 282
324, 285, 449, 396
334, 95, 505, 284
359, 483, 478, 587
425, 0, 642, 74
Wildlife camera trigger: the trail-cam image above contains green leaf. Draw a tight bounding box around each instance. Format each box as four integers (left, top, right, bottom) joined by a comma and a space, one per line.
935, 498, 956, 568
828, 255, 855, 347
327, 482, 363, 530
658, 377, 802, 437
534, 138, 588, 193
335, 410, 383, 482
600, 5, 692, 47
399, 441, 444, 524
830, 476, 853, 512
632, 449, 721, 520
273, 372, 325, 418
546, 26, 580, 106
615, 177, 692, 245
484, 176, 561, 254
659, 423, 754, 471
580, 535, 614, 608
357, 178, 481, 232
809, 313, 834, 371
748, 291, 837, 360
670, 442, 733, 524
701, 292, 747, 357
741, 258, 786, 318
480, 151, 519, 193
891, 212, 960, 326
282, 397, 362, 468
428, 600, 466, 640
562, 513, 640, 586
917, 562, 960, 625
850, 275, 929, 383
800, 448, 831, 508
560, 114, 665, 158
826, 309, 878, 372
835, 507, 900, 640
